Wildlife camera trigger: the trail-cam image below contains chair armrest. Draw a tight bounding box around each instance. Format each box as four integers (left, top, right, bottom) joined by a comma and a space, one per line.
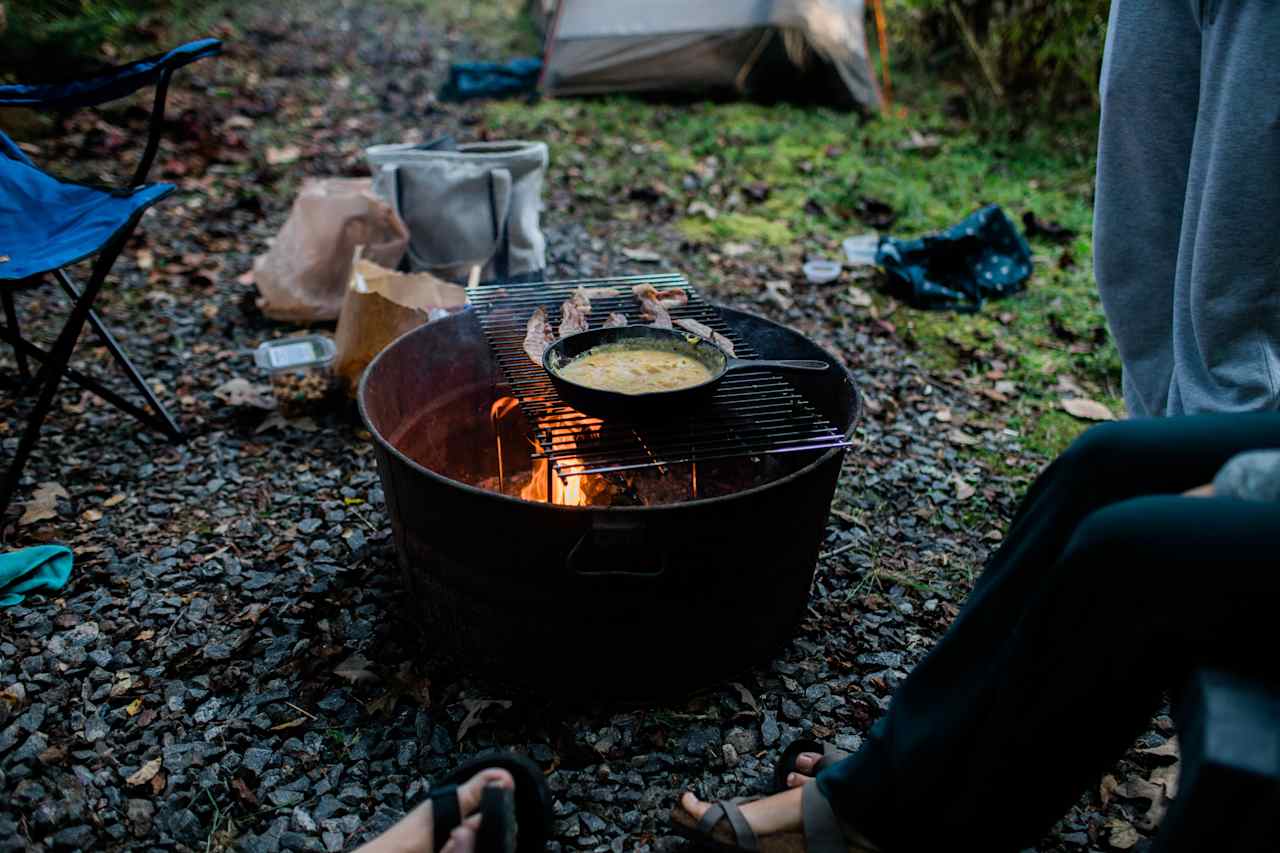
0, 39, 222, 111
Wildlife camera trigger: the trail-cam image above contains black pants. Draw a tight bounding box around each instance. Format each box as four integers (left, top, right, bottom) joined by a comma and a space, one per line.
817, 414, 1280, 852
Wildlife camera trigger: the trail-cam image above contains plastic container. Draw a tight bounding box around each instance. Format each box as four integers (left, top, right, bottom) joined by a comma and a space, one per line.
803, 259, 842, 284
253, 334, 338, 417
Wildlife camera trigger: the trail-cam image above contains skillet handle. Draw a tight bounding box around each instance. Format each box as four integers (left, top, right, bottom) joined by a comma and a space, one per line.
724, 358, 830, 373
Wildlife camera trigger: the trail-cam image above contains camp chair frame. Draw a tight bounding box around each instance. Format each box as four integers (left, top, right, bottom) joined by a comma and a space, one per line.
0, 39, 222, 517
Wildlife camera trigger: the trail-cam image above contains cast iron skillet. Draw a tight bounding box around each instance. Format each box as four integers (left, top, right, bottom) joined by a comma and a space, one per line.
542, 325, 828, 417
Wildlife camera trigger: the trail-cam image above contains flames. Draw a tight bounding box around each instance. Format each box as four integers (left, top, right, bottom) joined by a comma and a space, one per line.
490, 396, 601, 506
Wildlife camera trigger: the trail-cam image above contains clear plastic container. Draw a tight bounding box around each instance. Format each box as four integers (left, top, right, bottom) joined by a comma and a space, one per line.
253, 334, 338, 417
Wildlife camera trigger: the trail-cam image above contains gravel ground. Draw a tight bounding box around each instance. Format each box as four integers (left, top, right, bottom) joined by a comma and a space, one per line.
0, 3, 1173, 851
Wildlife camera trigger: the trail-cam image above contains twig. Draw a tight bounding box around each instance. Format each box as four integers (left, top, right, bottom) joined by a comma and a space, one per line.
948, 1, 1005, 101
820, 541, 859, 561
285, 702, 317, 720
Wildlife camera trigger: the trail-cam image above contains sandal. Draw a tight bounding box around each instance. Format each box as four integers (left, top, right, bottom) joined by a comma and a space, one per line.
431, 752, 553, 853
772, 740, 850, 792
670, 784, 876, 852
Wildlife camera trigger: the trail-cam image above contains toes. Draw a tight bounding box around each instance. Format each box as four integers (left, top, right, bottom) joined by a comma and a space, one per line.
785, 772, 813, 789
678, 791, 710, 820
457, 768, 516, 816
793, 752, 823, 773
441, 815, 482, 853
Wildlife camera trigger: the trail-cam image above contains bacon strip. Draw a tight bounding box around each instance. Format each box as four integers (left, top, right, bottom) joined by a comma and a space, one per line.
632, 283, 688, 309
603, 312, 628, 329
675, 317, 738, 357
523, 307, 555, 366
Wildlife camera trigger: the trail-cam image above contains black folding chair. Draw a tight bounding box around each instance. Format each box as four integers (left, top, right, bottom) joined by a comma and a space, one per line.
0, 38, 221, 518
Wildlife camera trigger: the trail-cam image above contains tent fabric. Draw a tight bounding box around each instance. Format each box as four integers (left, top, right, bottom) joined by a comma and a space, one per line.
539, 0, 880, 112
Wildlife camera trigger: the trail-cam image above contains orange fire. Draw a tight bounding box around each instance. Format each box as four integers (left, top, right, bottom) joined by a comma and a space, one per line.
491, 396, 601, 506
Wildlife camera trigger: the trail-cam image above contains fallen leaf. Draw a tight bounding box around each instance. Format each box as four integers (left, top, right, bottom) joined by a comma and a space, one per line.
150, 771, 167, 796
214, 377, 276, 410
38, 744, 67, 765
20, 482, 68, 526
1061, 398, 1114, 421
1105, 817, 1140, 849
271, 717, 308, 731
127, 757, 163, 786
845, 286, 873, 308
136, 248, 154, 271
231, 776, 258, 807
946, 429, 980, 447
764, 280, 793, 311
265, 144, 301, 165
457, 698, 512, 741
81, 509, 103, 522
103, 494, 127, 508
730, 682, 760, 714
135, 629, 154, 641
952, 476, 976, 501
621, 247, 661, 263
1151, 763, 1180, 799
1100, 774, 1119, 807
334, 653, 379, 685
126, 698, 144, 716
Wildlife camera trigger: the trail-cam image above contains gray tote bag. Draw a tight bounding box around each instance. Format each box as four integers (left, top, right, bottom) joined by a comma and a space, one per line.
365, 139, 548, 283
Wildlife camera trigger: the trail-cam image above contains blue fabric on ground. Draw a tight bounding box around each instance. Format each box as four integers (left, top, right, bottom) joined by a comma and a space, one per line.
876, 204, 1032, 311
0, 134, 173, 280
0, 545, 73, 607
440, 57, 542, 102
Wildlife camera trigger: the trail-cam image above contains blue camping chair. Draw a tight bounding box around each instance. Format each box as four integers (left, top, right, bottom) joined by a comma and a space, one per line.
0, 39, 221, 517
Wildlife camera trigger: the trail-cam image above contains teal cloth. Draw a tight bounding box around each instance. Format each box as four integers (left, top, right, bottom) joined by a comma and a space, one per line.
0, 545, 73, 607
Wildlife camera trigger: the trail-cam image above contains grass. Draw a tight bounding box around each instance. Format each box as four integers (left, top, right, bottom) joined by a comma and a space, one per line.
478, 81, 1118, 460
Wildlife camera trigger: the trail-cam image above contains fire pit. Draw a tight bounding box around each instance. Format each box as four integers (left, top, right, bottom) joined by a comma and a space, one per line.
359, 276, 860, 697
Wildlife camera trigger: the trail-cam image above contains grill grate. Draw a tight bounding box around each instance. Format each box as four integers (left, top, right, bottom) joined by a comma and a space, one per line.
469, 273, 851, 480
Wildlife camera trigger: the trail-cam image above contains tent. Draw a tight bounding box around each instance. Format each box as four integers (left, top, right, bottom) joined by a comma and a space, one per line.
533, 0, 883, 113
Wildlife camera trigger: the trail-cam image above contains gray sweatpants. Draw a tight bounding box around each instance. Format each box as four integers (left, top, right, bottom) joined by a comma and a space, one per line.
1094, 0, 1280, 416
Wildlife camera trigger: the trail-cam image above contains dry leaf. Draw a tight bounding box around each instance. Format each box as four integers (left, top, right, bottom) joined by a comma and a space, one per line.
621, 247, 661, 263
271, 717, 308, 731
103, 494, 127, 508
334, 653, 379, 685
1100, 774, 1119, 807
946, 429, 980, 447
126, 698, 144, 716
81, 509, 103, 522
845, 286, 873, 308
214, 377, 276, 410
135, 629, 154, 641
764, 280, 793, 311
457, 698, 512, 741
126, 757, 163, 786
1061, 398, 1114, 421
19, 482, 68, 526
730, 682, 760, 714
1151, 763, 1180, 799
135, 248, 154, 271
952, 476, 976, 501
1105, 817, 1140, 849
265, 144, 301, 165
150, 771, 167, 796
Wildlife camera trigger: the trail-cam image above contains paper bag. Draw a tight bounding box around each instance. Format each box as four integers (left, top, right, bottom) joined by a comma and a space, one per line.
254, 178, 409, 323
333, 257, 468, 395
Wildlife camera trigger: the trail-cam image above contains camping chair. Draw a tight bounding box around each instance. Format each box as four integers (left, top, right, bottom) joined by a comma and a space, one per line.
0, 39, 221, 518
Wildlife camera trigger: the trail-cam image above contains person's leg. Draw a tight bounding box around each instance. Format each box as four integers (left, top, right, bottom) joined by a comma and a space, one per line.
1094, 0, 1201, 417
1166, 2, 1280, 414
819, 493, 1280, 852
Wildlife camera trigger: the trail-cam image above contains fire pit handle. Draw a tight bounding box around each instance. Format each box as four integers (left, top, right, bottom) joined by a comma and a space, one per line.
566, 518, 666, 579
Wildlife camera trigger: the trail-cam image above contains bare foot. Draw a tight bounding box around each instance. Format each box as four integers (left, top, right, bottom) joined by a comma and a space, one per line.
784, 751, 825, 788
678, 787, 805, 837
355, 768, 514, 853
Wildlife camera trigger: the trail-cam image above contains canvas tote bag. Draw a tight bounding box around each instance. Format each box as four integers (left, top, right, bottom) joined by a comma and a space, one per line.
365, 139, 548, 283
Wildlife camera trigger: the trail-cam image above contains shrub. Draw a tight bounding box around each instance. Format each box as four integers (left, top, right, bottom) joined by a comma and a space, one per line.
0, 1, 164, 81
887, 0, 1109, 115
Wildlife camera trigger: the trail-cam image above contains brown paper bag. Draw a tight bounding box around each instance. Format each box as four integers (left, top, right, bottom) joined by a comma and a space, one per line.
333, 257, 468, 395
254, 178, 409, 323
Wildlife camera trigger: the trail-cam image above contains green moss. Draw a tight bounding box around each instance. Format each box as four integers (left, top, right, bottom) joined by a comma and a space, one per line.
678, 213, 792, 247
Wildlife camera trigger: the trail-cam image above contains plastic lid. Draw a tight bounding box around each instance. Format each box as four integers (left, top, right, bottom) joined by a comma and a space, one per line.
803, 259, 842, 284
253, 335, 336, 373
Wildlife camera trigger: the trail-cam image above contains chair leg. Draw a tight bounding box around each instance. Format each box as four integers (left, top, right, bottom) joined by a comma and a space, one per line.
53, 269, 183, 442
1, 228, 132, 519
1, 289, 30, 381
